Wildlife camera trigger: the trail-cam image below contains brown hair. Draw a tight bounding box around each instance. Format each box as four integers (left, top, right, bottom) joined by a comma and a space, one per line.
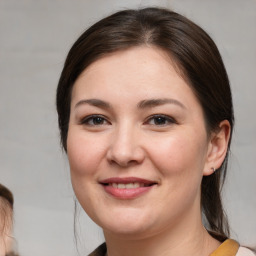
0, 185, 19, 256
0, 185, 13, 207
0, 184, 14, 232
56, 7, 234, 241
0, 184, 14, 256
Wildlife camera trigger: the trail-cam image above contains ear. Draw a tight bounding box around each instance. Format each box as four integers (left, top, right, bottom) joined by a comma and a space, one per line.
203, 120, 231, 176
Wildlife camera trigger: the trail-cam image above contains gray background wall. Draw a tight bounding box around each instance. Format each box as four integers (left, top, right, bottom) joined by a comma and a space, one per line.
0, 0, 255, 255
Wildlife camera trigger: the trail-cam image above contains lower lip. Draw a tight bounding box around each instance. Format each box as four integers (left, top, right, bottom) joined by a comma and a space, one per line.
102, 185, 154, 199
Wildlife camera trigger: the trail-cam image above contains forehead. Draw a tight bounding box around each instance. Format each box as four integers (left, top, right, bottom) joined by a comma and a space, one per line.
84, 46, 176, 72
71, 46, 192, 100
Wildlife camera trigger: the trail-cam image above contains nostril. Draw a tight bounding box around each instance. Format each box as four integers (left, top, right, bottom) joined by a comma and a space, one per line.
108, 158, 139, 167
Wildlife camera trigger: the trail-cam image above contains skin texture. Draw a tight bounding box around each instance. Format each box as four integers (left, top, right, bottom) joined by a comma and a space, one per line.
67, 46, 230, 256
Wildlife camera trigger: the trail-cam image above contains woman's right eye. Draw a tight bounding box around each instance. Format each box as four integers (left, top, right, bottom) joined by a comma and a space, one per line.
80, 115, 110, 126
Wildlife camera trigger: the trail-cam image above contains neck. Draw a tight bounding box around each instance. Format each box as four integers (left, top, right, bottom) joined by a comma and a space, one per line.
104, 215, 220, 256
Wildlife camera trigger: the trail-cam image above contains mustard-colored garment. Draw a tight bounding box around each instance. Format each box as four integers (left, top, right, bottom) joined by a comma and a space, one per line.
210, 239, 240, 256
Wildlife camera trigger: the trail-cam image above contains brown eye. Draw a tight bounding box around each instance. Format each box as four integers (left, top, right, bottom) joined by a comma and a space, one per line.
81, 115, 109, 126
146, 115, 176, 126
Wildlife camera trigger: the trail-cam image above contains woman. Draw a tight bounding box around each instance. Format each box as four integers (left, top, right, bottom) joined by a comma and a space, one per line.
0, 184, 18, 256
56, 7, 254, 256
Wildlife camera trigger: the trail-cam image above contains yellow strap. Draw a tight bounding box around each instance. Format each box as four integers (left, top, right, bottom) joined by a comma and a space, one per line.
210, 239, 240, 256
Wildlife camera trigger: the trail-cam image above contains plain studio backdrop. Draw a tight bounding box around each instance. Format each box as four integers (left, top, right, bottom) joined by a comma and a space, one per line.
0, 0, 255, 255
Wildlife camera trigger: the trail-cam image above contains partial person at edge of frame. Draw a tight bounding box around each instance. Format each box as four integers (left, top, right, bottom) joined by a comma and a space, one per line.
56, 7, 255, 256
0, 184, 19, 256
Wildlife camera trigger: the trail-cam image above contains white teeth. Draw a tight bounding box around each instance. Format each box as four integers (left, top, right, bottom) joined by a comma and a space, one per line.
112, 183, 118, 188
110, 182, 145, 189
117, 183, 126, 189
134, 182, 140, 188
125, 183, 134, 189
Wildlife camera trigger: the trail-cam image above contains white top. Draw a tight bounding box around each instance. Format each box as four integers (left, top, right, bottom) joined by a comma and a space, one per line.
236, 247, 255, 256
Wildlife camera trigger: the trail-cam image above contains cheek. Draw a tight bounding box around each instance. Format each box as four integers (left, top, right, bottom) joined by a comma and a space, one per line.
66, 130, 106, 219
148, 131, 208, 178
150, 133, 207, 211
67, 129, 106, 177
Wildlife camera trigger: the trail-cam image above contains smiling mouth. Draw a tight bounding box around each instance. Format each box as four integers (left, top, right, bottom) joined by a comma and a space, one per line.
99, 177, 157, 199
103, 182, 155, 189
100, 177, 157, 188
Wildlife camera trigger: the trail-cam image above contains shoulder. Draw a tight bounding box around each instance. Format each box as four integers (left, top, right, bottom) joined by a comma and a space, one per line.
236, 246, 256, 256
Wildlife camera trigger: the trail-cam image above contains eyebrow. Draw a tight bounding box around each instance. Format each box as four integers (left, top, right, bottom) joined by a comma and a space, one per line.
74, 98, 186, 110
137, 98, 186, 109
75, 99, 111, 109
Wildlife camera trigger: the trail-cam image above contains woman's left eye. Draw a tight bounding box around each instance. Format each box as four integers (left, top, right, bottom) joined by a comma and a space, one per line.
145, 115, 176, 126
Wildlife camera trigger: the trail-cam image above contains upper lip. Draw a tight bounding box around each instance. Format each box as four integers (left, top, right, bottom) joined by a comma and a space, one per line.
99, 177, 157, 185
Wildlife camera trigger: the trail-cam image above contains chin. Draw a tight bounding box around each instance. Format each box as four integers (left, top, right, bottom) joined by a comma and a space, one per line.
103, 223, 152, 239
98, 208, 154, 237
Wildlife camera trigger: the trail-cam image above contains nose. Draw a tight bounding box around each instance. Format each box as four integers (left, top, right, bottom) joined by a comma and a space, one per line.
106, 125, 145, 167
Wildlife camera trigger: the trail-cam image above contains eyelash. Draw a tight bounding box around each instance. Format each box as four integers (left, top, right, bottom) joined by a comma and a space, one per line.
80, 115, 110, 126
80, 114, 177, 127
144, 114, 177, 126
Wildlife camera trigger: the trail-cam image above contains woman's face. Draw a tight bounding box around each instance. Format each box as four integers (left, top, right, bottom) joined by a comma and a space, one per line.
67, 47, 213, 238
